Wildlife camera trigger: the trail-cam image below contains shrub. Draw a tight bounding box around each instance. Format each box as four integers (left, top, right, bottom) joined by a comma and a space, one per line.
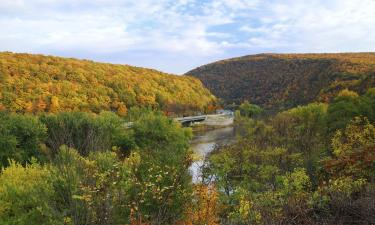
40, 111, 131, 156
0, 161, 62, 225
0, 113, 47, 168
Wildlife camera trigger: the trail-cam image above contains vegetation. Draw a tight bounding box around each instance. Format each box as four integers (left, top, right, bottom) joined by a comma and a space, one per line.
200, 89, 374, 224
238, 101, 264, 119
0, 52, 215, 116
40, 112, 131, 156
0, 113, 46, 167
187, 53, 375, 111
0, 110, 197, 224
0, 52, 374, 224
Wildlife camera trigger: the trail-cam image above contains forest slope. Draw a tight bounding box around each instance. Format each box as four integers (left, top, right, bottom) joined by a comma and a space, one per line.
0, 52, 215, 115
186, 53, 375, 110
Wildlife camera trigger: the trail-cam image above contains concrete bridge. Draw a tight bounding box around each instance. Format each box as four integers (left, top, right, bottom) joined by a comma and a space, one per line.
125, 111, 233, 128
174, 115, 208, 126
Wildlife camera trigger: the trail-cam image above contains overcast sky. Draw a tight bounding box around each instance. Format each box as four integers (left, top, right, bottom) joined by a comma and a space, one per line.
1, 0, 374, 74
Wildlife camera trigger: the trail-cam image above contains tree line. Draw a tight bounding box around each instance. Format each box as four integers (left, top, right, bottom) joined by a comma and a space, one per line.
200, 88, 375, 224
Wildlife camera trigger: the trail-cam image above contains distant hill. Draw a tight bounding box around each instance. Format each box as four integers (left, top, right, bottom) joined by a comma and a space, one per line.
0, 52, 215, 115
186, 53, 375, 111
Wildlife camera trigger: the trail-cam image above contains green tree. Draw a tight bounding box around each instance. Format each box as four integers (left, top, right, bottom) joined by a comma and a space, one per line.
40, 111, 131, 156
133, 111, 192, 165
130, 112, 193, 223
327, 89, 370, 133
0, 161, 62, 225
238, 101, 263, 118
0, 113, 47, 168
272, 103, 328, 185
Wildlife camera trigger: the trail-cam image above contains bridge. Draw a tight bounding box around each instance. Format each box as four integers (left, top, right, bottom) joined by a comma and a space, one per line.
174, 115, 208, 126
124, 111, 233, 128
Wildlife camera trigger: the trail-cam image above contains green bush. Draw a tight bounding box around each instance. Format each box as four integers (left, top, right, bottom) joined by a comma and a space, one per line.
0, 161, 62, 225
0, 113, 47, 168
40, 111, 132, 156
133, 111, 192, 165
130, 112, 193, 223
238, 101, 263, 118
327, 89, 374, 133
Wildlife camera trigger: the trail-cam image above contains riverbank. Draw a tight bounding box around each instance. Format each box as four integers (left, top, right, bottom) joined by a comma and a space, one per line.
191, 123, 232, 132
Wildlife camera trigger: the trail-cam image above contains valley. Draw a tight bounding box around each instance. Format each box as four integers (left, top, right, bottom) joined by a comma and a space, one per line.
0, 52, 374, 225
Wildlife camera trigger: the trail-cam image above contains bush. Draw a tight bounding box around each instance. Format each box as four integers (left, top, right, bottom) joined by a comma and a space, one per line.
130, 112, 193, 223
0, 113, 47, 168
238, 101, 263, 118
40, 111, 131, 156
133, 111, 192, 165
0, 161, 62, 225
327, 89, 374, 133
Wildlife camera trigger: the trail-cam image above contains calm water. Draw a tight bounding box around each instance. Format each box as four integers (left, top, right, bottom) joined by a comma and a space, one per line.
189, 126, 236, 182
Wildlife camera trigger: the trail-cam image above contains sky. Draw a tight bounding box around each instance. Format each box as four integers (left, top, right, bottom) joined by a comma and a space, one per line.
1, 0, 375, 74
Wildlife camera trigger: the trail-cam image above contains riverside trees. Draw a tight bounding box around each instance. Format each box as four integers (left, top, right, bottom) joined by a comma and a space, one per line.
0, 110, 194, 224
0, 89, 374, 224
201, 89, 375, 224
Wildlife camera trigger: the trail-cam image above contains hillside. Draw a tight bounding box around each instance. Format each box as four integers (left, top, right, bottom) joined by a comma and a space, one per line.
0, 52, 215, 115
186, 53, 375, 110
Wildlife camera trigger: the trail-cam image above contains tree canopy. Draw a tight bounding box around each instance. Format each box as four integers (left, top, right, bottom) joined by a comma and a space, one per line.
0, 52, 216, 116
187, 53, 375, 111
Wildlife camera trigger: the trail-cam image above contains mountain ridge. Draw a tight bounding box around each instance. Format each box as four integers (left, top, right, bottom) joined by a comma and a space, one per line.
186, 52, 375, 111
0, 52, 216, 115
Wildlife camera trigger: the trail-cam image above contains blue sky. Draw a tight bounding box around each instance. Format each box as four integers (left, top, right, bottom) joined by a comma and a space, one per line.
1, 0, 374, 74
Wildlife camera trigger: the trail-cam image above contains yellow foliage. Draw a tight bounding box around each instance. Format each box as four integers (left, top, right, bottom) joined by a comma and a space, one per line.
49, 96, 60, 112
0, 52, 216, 116
181, 184, 219, 225
337, 89, 359, 98
332, 117, 375, 157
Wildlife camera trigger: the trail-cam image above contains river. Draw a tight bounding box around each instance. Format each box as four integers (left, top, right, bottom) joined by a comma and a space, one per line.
189, 126, 236, 182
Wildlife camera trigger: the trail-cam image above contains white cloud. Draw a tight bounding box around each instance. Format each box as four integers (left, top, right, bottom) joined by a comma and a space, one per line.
241, 0, 375, 52
0, 0, 374, 73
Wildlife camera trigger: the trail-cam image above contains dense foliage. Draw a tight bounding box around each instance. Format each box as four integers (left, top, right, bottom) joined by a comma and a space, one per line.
0, 113, 46, 167
0, 52, 374, 224
0, 52, 215, 116
40, 112, 132, 156
200, 89, 374, 224
0, 110, 200, 224
187, 53, 375, 111
1, 88, 373, 224
238, 101, 264, 119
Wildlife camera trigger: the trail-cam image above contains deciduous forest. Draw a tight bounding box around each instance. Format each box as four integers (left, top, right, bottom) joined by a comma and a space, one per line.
0, 52, 216, 116
187, 53, 375, 111
0, 52, 374, 225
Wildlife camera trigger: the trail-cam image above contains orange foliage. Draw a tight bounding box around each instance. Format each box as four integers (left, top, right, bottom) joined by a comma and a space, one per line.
35, 97, 47, 112
180, 184, 220, 225
117, 102, 128, 117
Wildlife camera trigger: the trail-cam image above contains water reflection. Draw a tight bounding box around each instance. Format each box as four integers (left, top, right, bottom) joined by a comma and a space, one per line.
190, 126, 236, 182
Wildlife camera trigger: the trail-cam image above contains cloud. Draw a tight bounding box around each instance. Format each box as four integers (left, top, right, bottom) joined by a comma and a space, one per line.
240, 0, 375, 52
0, 0, 374, 74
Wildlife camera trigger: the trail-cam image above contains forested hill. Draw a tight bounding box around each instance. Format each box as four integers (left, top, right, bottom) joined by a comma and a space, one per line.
186, 53, 375, 111
0, 52, 215, 115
